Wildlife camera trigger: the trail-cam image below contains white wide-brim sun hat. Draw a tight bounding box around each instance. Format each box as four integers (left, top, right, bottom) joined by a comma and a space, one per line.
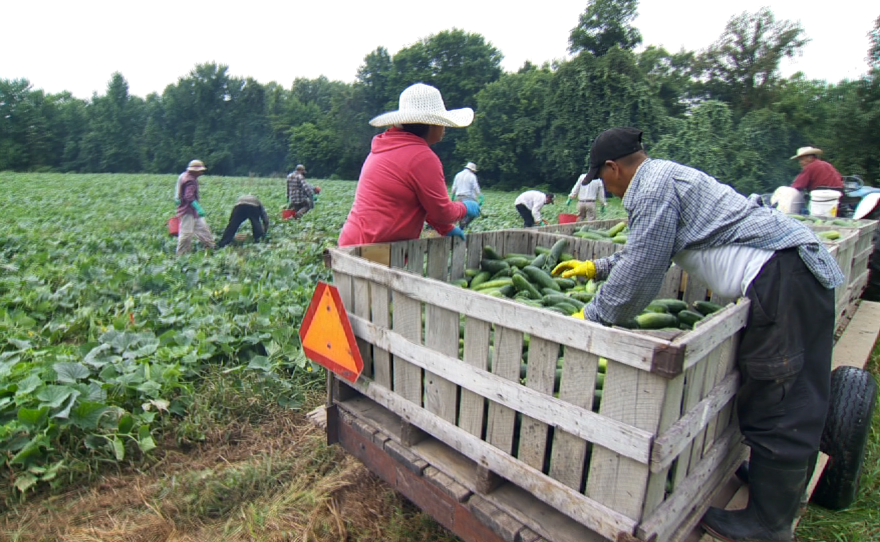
790, 146, 823, 160
370, 83, 474, 128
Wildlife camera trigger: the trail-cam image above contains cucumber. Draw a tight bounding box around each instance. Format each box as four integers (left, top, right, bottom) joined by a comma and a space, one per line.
498, 284, 516, 297
635, 312, 680, 330
544, 305, 573, 315
504, 252, 533, 261
653, 298, 689, 314
469, 270, 492, 289
473, 278, 514, 291
504, 256, 532, 269
554, 296, 585, 309
483, 289, 506, 297
607, 221, 627, 237
574, 231, 608, 240
490, 267, 513, 280
465, 268, 480, 278
598, 357, 607, 372
451, 278, 469, 288
534, 246, 551, 256
644, 302, 668, 313
567, 291, 594, 303
546, 238, 570, 271
542, 287, 564, 297
553, 302, 580, 315
480, 258, 510, 274
677, 309, 705, 327
541, 293, 572, 306
523, 265, 560, 292
585, 279, 599, 294
512, 273, 542, 299
693, 300, 723, 316
483, 245, 503, 260
611, 234, 628, 244
553, 277, 577, 290
616, 318, 640, 329
530, 253, 548, 268
559, 252, 575, 263
817, 230, 841, 240
595, 372, 605, 390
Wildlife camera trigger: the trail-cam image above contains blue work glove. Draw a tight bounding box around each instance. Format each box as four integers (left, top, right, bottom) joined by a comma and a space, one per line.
478, 194, 485, 205
174, 198, 181, 205
191, 201, 206, 217
451, 194, 457, 201
566, 197, 573, 207
446, 226, 466, 240
463, 200, 481, 219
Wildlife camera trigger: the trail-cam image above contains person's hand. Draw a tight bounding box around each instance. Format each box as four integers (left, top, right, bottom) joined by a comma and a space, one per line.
451, 194, 457, 201
478, 194, 485, 205
192, 201, 206, 217
552, 259, 596, 279
463, 200, 481, 218
446, 226, 466, 240
174, 198, 181, 205
540, 219, 549, 226
566, 197, 573, 207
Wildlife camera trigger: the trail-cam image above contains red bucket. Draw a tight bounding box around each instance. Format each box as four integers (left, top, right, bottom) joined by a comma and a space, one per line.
167, 216, 180, 236
558, 213, 579, 224
281, 209, 297, 220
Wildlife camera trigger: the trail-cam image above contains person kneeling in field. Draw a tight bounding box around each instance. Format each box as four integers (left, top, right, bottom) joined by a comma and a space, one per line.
176, 160, 215, 255
562, 127, 843, 542
287, 164, 320, 218
217, 195, 271, 248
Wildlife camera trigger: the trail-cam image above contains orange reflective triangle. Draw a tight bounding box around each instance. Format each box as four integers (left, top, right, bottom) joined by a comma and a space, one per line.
299, 281, 363, 383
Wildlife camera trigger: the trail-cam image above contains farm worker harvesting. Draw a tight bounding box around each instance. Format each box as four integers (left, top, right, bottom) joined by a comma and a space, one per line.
287, 164, 320, 218
566, 172, 606, 221
556, 127, 843, 542
173, 159, 201, 204
514, 190, 554, 227
451, 161, 483, 230
338, 83, 480, 246
216, 195, 271, 248
790, 146, 843, 191
176, 159, 215, 255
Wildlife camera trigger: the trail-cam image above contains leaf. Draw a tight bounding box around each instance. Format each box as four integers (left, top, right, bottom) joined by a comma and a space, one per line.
17, 406, 49, 429
117, 413, 134, 434
148, 399, 169, 412
111, 437, 125, 461
15, 374, 43, 397
10, 434, 50, 466
7, 338, 32, 350
69, 401, 110, 430
138, 426, 156, 454
14, 472, 38, 493
36, 385, 75, 408
54, 362, 90, 383
247, 356, 271, 371
100, 330, 159, 359
82, 343, 116, 368
53, 391, 81, 419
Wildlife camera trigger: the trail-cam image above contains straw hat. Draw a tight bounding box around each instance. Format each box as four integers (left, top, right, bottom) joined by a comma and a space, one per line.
790, 146, 823, 160
187, 159, 207, 172
369, 83, 474, 128
465, 162, 478, 172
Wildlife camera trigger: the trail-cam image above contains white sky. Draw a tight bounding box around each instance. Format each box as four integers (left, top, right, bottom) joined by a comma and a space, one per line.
2, 0, 876, 100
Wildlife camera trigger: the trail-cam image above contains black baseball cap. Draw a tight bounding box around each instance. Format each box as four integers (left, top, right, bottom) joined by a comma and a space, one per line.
587, 127, 644, 180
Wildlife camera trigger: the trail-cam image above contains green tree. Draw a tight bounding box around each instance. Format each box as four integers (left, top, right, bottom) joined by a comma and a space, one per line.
79, 73, 145, 173
869, 15, 880, 70
695, 8, 808, 112
289, 122, 342, 178
568, 0, 642, 57
637, 46, 695, 117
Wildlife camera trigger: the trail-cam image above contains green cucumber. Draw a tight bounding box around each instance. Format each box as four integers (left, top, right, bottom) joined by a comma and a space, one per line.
522, 265, 560, 292
611, 234, 628, 244
490, 267, 513, 280
693, 300, 723, 316
512, 273, 542, 299
534, 246, 551, 256
480, 259, 510, 274
451, 278, 469, 288
635, 312, 679, 330
465, 268, 480, 278
653, 298, 689, 314
473, 278, 514, 291
504, 252, 533, 260
559, 252, 576, 263
498, 284, 516, 297
530, 253, 548, 268
504, 256, 532, 269
607, 221, 627, 237
546, 238, 570, 271
644, 302, 668, 313
483, 245, 503, 260
553, 277, 577, 290
469, 270, 492, 289
677, 309, 705, 327
567, 291, 594, 303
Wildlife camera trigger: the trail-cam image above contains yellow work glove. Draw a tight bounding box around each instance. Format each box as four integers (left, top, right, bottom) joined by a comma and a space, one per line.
552, 259, 596, 278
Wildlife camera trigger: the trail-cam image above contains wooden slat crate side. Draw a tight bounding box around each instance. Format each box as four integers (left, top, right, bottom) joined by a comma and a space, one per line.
549, 347, 598, 490
353, 277, 374, 379
642, 370, 686, 517
671, 361, 708, 488
371, 281, 392, 388
425, 239, 458, 424
459, 316, 491, 437
486, 325, 523, 455
518, 336, 558, 471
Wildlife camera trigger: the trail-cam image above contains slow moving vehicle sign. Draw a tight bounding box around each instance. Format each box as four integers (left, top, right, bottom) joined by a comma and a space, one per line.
299, 281, 363, 383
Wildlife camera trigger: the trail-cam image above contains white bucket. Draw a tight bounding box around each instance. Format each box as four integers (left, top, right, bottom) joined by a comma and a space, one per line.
809, 189, 842, 218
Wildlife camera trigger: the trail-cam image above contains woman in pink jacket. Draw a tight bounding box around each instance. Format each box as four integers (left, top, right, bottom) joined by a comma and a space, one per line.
338, 83, 481, 246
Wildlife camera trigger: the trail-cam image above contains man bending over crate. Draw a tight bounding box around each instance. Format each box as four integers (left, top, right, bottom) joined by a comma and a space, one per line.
557, 127, 844, 542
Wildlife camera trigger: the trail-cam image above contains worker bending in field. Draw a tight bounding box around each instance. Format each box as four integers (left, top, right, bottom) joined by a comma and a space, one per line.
217, 195, 271, 248
451, 161, 483, 229
514, 190, 554, 227
176, 160, 215, 255
287, 164, 320, 218
558, 128, 843, 542
567, 172, 606, 221
338, 83, 480, 246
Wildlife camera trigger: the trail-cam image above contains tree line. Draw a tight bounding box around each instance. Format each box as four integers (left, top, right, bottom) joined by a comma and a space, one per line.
1, 2, 878, 196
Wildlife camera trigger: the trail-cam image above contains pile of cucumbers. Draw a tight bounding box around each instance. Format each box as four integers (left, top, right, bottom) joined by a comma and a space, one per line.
571, 220, 629, 244
790, 214, 861, 227
622, 298, 723, 331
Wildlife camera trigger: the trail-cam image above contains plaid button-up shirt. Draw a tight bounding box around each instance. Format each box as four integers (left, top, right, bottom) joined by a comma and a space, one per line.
585, 158, 845, 325
287, 171, 308, 204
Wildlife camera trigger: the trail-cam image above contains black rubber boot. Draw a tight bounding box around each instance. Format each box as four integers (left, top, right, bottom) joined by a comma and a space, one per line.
701, 456, 808, 542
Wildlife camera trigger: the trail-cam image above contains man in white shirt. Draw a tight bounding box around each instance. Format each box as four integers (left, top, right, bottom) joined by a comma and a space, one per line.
567, 173, 606, 220
514, 190, 554, 227
451, 162, 482, 229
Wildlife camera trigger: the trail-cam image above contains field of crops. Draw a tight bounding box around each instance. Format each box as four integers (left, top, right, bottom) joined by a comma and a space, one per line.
1, 172, 878, 541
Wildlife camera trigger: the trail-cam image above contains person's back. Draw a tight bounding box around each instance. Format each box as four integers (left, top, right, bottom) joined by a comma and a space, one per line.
792, 159, 843, 191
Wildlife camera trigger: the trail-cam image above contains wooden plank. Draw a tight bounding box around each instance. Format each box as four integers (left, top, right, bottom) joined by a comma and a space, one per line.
682, 274, 709, 306
585, 359, 669, 521
658, 265, 684, 300
359, 243, 391, 266
353, 277, 373, 379
643, 370, 686, 516
518, 336, 557, 471
425, 238, 458, 424
688, 341, 722, 469
700, 337, 735, 455
450, 236, 467, 281
392, 287, 422, 403
679, 300, 749, 371
711, 335, 740, 443
344, 375, 639, 541
348, 315, 653, 463
651, 372, 740, 472
486, 325, 524, 455
330, 248, 673, 372
459, 317, 490, 437
371, 281, 392, 388
832, 300, 880, 370
672, 361, 708, 488
549, 348, 597, 490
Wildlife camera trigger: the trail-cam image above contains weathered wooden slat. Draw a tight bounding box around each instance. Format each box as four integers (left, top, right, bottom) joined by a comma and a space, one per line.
682, 274, 709, 306
518, 336, 557, 470
459, 317, 490, 437
353, 277, 374, 378
450, 236, 467, 281
344, 375, 640, 541
672, 361, 708, 486
642, 370, 686, 517
687, 341, 722, 469
425, 239, 458, 424
392, 289, 422, 404
330, 248, 672, 372
348, 315, 654, 463
486, 325, 524, 456
371, 282, 392, 388
658, 265, 684, 300
679, 300, 749, 371
651, 371, 740, 472
549, 348, 597, 490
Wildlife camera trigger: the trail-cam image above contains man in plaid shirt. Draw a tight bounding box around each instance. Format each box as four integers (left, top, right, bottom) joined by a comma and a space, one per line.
287, 164, 316, 218
568, 128, 843, 542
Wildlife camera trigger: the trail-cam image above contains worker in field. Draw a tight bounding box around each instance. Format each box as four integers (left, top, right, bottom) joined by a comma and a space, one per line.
176, 159, 215, 255
287, 164, 320, 218
566, 172, 606, 221
338, 83, 480, 246
790, 146, 843, 191
514, 190, 554, 227
558, 128, 843, 542
216, 195, 271, 248
451, 161, 483, 230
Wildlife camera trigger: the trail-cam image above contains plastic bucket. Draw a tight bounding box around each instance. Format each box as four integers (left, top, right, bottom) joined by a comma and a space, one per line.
167, 216, 179, 236
809, 189, 842, 218
558, 213, 579, 224
281, 209, 296, 220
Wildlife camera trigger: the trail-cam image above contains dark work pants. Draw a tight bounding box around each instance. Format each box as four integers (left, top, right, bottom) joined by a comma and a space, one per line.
217, 204, 265, 247
737, 248, 833, 463
516, 203, 534, 227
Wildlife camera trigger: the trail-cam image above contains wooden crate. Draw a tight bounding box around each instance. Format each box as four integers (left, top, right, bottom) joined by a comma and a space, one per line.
809, 220, 877, 303
327, 230, 750, 542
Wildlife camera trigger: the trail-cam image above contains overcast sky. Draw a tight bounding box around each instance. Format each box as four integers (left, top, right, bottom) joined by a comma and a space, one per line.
2, 0, 876, 100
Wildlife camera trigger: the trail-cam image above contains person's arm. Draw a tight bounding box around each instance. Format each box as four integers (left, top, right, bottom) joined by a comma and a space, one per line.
413, 154, 468, 231
531, 199, 544, 223
180, 180, 196, 206
791, 169, 810, 190
584, 192, 679, 325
